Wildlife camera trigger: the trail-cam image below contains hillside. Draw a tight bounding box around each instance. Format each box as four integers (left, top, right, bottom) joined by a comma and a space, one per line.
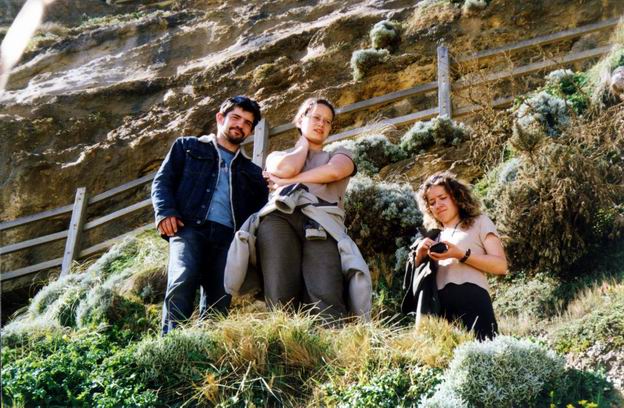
2, 0, 624, 406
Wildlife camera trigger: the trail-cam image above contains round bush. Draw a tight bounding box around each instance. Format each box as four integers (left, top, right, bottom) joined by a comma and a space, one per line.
344, 175, 422, 258
326, 134, 406, 176
423, 336, 565, 408
370, 20, 401, 50
514, 91, 571, 138
351, 48, 390, 80
399, 117, 469, 156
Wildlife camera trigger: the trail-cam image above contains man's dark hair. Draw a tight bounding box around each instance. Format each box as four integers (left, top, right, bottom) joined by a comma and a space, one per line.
220, 95, 262, 130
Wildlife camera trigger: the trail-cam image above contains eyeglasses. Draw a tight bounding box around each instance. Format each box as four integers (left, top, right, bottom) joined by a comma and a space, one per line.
306, 114, 332, 127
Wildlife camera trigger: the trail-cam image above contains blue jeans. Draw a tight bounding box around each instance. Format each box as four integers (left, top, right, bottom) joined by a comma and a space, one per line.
161, 222, 233, 334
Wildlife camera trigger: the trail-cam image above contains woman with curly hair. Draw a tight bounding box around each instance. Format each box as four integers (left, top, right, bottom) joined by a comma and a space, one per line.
413, 171, 508, 340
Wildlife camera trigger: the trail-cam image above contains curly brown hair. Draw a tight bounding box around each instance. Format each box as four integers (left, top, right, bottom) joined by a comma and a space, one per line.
416, 171, 482, 230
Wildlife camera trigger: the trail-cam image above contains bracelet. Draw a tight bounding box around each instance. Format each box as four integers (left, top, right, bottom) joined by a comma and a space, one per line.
459, 248, 471, 263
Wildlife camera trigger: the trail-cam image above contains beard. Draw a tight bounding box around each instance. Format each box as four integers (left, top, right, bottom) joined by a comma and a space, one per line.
223, 127, 246, 145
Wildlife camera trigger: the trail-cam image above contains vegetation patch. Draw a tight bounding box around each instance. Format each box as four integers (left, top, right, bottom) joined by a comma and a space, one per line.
400, 116, 469, 155
326, 134, 406, 176
351, 48, 390, 80
370, 20, 401, 50
492, 273, 561, 319
422, 336, 565, 407
344, 175, 421, 258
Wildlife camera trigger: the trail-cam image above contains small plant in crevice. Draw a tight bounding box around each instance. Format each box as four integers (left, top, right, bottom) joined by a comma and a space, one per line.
370, 20, 401, 50
351, 48, 390, 80
399, 116, 469, 155
351, 19, 401, 80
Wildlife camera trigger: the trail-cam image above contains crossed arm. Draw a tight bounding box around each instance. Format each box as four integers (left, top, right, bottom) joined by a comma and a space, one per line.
265, 136, 355, 186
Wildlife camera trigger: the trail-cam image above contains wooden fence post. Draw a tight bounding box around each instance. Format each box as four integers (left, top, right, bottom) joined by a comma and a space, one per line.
437, 44, 452, 118
61, 187, 88, 276
252, 118, 269, 167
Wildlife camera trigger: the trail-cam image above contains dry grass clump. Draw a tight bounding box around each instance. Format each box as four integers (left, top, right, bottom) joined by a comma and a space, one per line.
129, 310, 473, 406
386, 316, 474, 369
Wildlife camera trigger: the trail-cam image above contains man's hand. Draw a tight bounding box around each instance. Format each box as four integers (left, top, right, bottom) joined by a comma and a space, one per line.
158, 216, 184, 237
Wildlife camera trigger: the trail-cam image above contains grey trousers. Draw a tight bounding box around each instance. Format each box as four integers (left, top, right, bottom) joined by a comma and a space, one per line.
257, 209, 347, 320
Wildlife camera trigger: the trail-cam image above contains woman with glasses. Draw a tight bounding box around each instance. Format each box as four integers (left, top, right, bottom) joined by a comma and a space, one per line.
257, 98, 358, 321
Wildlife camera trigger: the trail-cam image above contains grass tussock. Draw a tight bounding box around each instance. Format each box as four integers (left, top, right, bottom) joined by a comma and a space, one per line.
2, 231, 165, 342
128, 311, 473, 406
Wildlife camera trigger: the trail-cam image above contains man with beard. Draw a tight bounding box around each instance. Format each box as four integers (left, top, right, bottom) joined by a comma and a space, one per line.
152, 96, 268, 334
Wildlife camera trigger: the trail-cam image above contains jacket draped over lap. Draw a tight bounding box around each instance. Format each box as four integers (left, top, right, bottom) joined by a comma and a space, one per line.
224, 186, 372, 319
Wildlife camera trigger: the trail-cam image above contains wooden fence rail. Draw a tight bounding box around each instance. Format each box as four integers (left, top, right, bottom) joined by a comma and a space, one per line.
1, 17, 619, 283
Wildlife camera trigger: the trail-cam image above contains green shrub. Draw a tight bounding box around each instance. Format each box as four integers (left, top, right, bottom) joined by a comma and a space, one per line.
422, 336, 565, 408
370, 20, 401, 50
550, 289, 624, 354
134, 329, 223, 398
1, 332, 158, 407
474, 156, 522, 212
515, 91, 571, 138
351, 48, 390, 80
2, 333, 109, 406
544, 69, 590, 114
492, 274, 561, 319
326, 134, 406, 176
488, 143, 622, 275
344, 175, 421, 258
89, 345, 159, 408
399, 117, 469, 155
543, 367, 617, 408
321, 365, 443, 407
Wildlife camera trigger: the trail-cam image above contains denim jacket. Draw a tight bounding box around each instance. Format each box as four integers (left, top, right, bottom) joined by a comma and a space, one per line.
151, 134, 269, 232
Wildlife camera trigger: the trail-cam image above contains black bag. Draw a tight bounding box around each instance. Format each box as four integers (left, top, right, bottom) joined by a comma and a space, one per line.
401, 230, 442, 318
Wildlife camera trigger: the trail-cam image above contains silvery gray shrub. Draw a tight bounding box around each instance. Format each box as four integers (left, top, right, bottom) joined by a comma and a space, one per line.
326, 134, 406, 176
422, 336, 565, 408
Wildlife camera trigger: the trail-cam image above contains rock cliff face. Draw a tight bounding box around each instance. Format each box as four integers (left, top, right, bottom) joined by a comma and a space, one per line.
1, 0, 622, 271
